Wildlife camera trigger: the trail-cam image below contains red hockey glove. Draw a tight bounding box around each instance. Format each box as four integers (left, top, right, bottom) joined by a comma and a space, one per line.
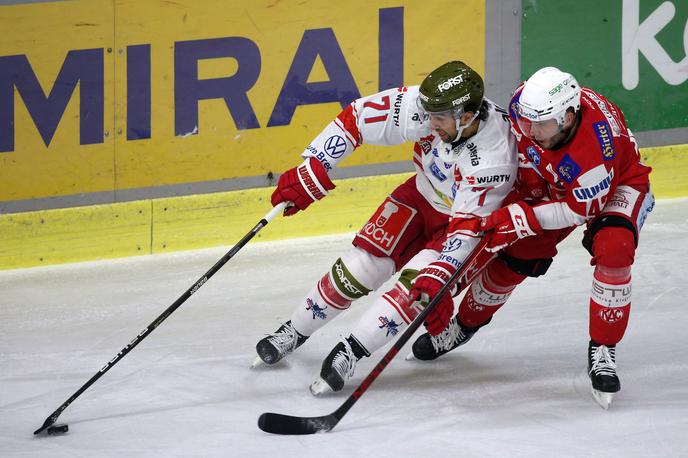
480, 201, 542, 252
271, 157, 335, 216
410, 262, 456, 336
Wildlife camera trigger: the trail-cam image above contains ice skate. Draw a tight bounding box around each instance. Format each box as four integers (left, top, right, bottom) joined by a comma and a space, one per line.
252, 320, 308, 368
407, 315, 488, 361
309, 336, 368, 395
588, 340, 620, 410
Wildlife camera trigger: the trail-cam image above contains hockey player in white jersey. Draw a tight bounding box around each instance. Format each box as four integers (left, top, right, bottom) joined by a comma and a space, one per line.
253, 61, 518, 394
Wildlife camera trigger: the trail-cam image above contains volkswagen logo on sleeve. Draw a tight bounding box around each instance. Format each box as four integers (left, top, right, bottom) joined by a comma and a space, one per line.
324, 135, 347, 159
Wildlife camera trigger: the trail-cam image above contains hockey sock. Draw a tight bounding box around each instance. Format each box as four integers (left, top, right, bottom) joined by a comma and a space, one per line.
589, 265, 631, 345
290, 271, 352, 336
458, 259, 525, 328
291, 249, 391, 336
346, 270, 421, 355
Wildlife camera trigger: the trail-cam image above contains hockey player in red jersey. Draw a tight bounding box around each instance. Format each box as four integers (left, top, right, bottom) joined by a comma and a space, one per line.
411, 66, 654, 409
252, 61, 519, 395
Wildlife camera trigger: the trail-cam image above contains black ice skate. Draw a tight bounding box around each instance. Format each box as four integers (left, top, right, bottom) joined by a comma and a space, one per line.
588, 340, 620, 410
408, 316, 490, 361
309, 335, 369, 395
252, 320, 308, 368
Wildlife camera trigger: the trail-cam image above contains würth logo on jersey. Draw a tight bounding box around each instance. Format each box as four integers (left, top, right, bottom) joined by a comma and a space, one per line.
466, 174, 510, 185
359, 198, 416, 255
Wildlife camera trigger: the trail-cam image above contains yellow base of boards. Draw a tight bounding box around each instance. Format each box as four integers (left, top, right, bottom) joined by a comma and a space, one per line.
0, 173, 411, 270
1, 144, 687, 271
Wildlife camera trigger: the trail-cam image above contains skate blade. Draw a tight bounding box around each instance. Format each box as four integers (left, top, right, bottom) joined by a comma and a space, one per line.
309, 378, 332, 397
250, 356, 266, 369
592, 389, 614, 410
404, 352, 416, 361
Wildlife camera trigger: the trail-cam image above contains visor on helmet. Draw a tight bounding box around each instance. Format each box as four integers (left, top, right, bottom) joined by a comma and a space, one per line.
516, 114, 563, 141
415, 95, 463, 120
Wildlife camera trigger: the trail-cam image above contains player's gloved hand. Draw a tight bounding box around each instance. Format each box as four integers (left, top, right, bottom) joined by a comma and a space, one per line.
410, 263, 455, 336
271, 157, 335, 216
479, 201, 542, 252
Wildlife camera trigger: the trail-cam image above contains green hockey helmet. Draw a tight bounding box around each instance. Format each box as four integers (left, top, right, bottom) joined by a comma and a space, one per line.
418, 61, 484, 117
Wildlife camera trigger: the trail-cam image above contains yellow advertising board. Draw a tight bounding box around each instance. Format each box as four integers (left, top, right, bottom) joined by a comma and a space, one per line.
0, 0, 485, 202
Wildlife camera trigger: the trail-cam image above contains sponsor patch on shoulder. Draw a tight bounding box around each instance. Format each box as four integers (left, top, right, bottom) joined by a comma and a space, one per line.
593, 121, 615, 161
556, 154, 582, 183
526, 146, 541, 165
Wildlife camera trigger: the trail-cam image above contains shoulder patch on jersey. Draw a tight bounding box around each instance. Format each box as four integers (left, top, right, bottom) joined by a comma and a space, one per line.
509, 89, 522, 120
556, 154, 582, 184
592, 121, 615, 161
572, 165, 614, 202
526, 145, 541, 165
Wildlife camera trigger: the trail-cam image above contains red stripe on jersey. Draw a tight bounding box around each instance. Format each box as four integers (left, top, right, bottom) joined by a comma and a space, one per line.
413, 156, 423, 169
336, 105, 361, 147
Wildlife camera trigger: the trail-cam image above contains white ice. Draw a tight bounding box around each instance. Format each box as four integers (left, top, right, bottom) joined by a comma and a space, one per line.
1, 198, 687, 458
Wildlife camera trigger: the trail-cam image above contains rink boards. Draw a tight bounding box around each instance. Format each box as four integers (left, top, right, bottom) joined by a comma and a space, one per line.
0, 144, 687, 270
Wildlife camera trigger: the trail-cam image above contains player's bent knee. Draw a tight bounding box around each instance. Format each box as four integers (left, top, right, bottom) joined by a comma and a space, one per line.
337, 247, 395, 294
498, 251, 553, 278
592, 227, 635, 269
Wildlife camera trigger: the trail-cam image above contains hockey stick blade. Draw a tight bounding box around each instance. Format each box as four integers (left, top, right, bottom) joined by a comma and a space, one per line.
258, 239, 489, 435
258, 412, 337, 435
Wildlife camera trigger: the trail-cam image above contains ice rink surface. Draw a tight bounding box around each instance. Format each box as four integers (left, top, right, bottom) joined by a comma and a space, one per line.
1, 198, 687, 457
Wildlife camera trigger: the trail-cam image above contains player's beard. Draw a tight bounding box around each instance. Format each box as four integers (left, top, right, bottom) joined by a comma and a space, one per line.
534, 124, 574, 150
436, 129, 453, 143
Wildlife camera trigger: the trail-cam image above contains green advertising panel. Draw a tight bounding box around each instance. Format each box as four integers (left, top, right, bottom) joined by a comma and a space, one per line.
522, 0, 688, 132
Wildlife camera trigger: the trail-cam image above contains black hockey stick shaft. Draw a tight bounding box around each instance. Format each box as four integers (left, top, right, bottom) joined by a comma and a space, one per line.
34, 202, 288, 435
258, 238, 490, 435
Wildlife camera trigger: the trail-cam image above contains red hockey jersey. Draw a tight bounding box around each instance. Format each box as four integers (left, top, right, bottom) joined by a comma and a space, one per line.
508, 86, 651, 229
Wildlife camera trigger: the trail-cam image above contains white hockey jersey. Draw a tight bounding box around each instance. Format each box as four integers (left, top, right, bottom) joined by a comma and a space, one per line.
300, 85, 518, 266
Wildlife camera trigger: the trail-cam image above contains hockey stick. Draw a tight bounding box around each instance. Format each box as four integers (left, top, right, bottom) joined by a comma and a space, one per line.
257, 238, 490, 435
34, 202, 288, 436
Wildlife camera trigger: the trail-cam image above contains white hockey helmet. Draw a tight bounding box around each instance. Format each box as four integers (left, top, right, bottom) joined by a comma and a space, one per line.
516, 67, 581, 139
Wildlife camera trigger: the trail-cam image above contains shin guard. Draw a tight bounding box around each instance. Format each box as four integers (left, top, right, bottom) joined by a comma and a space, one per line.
589, 227, 634, 345
589, 265, 631, 345
458, 259, 526, 328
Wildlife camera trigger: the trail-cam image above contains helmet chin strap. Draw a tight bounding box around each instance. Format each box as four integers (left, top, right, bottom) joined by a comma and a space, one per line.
450, 111, 479, 142
437, 111, 480, 163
